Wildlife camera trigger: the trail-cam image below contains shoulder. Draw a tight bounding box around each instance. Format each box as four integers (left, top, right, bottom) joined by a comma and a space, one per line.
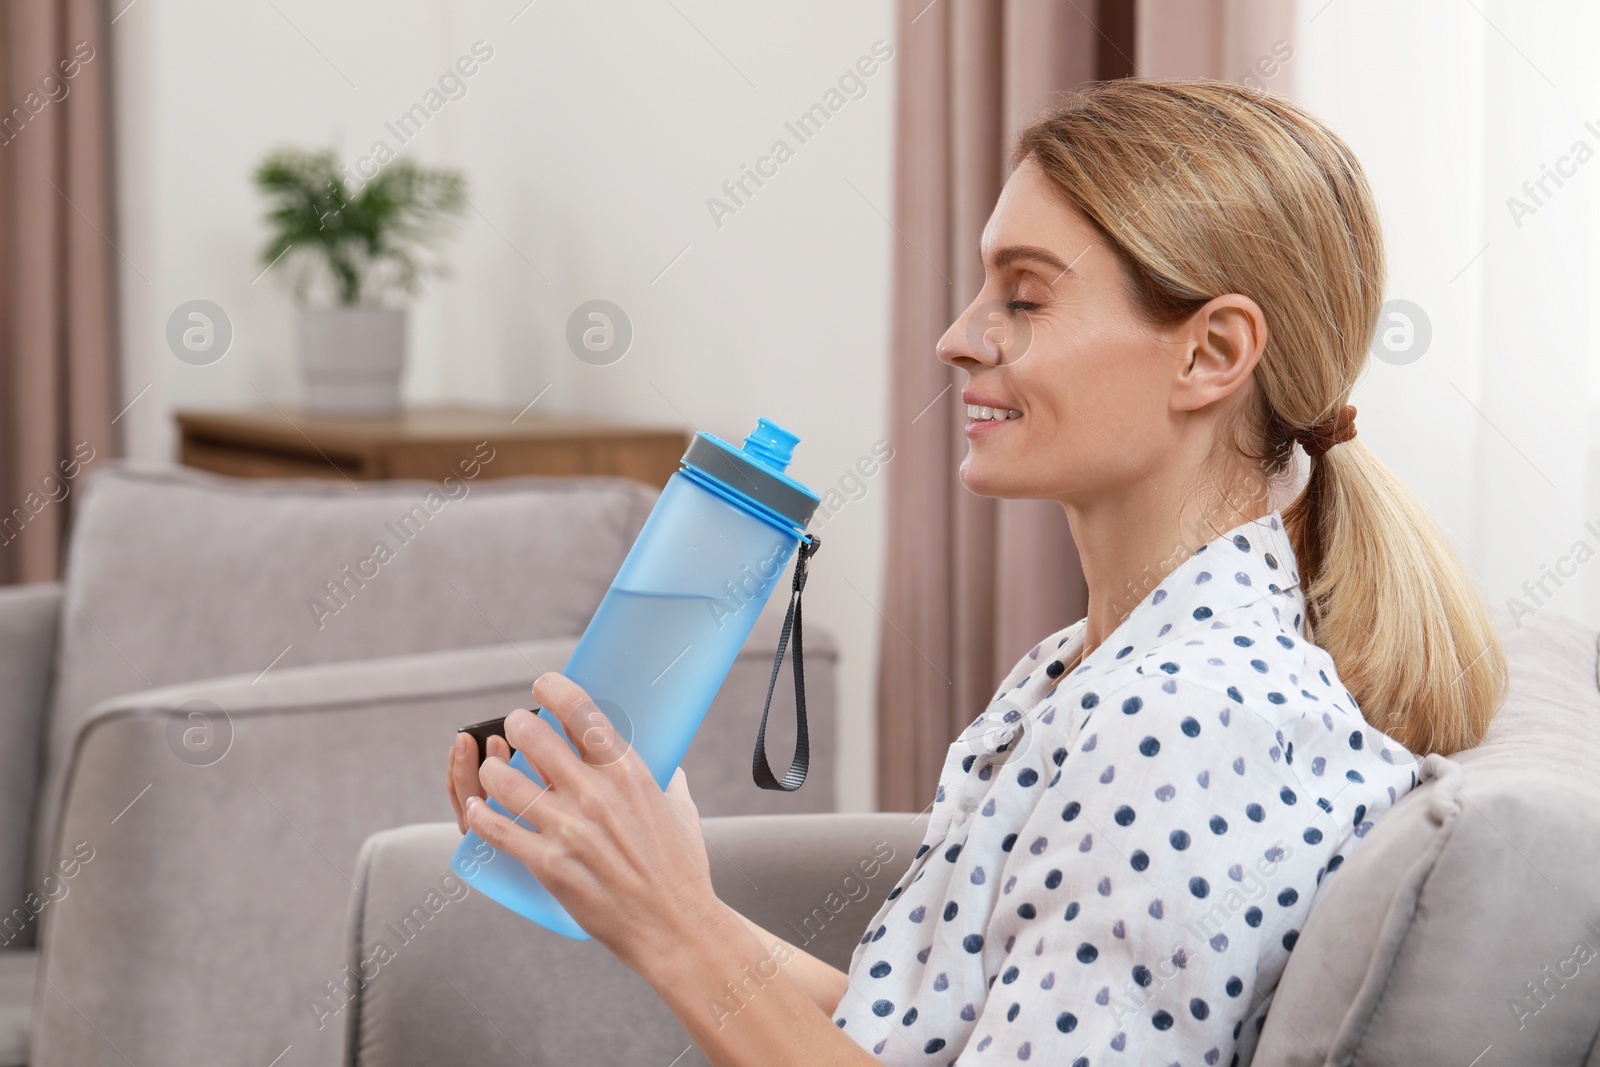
1010, 614, 1418, 847
1066, 589, 1407, 761
1041, 668, 1308, 792
1124, 604, 1422, 803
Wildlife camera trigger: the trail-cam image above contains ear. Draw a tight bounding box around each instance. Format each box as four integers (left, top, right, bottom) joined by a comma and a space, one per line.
1168, 294, 1268, 413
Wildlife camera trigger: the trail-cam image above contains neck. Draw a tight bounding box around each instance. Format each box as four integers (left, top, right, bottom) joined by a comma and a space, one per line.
1064, 475, 1273, 661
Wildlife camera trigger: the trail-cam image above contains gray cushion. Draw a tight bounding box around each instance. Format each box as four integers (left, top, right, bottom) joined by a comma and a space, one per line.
1255, 607, 1600, 1065
38, 462, 657, 884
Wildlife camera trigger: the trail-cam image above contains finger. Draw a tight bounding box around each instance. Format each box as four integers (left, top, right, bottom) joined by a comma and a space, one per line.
444, 742, 464, 831
463, 794, 545, 872
488, 733, 512, 762
480, 748, 569, 828
665, 767, 698, 820
449, 732, 486, 822
447, 744, 466, 834
664, 768, 706, 842
505, 706, 589, 788
530, 673, 626, 767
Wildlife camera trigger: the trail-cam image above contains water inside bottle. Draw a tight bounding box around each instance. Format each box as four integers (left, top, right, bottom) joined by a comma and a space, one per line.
523, 586, 755, 789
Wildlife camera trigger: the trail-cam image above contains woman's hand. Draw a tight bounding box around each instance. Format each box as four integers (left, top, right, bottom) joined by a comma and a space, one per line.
446, 729, 510, 835
457, 672, 721, 971
448, 676, 877, 1066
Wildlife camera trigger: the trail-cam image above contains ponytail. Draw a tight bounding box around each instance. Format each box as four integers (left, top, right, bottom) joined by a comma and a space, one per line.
1287, 439, 1507, 755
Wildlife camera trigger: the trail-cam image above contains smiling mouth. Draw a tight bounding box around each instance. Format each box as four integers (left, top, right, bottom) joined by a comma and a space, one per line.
966, 404, 1022, 421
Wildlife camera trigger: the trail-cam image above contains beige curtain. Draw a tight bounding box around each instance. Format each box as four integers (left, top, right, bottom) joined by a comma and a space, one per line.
0, 0, 118, 585
875, 0, 1295, 812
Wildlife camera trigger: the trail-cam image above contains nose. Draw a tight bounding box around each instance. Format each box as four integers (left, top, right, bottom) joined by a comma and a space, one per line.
938, 296, 1011, 369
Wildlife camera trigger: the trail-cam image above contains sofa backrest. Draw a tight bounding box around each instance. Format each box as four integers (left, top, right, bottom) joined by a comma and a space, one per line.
1254, 607, 1600, 1065
34, 463, 658, 886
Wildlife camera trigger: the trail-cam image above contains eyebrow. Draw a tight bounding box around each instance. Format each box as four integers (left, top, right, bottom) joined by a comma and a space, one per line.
989, 244, 1073, 276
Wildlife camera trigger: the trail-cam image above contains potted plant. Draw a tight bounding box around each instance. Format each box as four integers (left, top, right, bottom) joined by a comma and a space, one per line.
253, 147, 467, 414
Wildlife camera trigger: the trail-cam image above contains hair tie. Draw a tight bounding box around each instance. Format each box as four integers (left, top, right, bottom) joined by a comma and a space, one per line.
1295, 404, 1357, 458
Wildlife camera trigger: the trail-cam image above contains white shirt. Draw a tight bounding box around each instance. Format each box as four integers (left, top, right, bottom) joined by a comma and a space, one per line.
838, 510, 1419, 1066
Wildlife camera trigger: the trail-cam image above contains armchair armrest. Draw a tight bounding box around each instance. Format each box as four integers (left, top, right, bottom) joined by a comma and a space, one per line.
344, 813, 927, 1067
0, 582, 61, 938
31, 635, 580, 1067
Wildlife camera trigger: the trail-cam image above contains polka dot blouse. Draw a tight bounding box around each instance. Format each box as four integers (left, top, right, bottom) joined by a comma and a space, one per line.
836, 510, 1420, 1065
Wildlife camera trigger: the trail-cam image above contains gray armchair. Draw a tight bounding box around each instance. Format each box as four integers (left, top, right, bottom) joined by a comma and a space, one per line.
341, 608, 1600, 1066
1, 462, 836, 1067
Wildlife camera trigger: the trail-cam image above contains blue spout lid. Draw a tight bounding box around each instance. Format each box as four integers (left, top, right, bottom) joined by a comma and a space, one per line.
680, 418, 820, 530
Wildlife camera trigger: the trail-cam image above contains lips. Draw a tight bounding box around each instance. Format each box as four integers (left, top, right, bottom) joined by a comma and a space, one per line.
962, 388, 1021, 421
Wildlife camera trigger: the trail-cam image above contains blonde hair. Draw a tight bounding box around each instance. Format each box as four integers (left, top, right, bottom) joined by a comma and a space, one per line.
1013, 79, 1507, 756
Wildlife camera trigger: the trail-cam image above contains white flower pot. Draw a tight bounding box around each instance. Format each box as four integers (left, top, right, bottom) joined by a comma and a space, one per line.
295, 307, 407, 414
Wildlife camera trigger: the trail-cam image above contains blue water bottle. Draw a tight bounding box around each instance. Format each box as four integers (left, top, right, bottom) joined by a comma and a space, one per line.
451, 417, 822, 939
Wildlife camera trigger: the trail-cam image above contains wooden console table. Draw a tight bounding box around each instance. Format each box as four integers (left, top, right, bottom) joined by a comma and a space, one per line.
175, 406, 692, 488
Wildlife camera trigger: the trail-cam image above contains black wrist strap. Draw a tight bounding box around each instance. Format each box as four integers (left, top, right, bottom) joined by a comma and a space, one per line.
752, 534, 820, 791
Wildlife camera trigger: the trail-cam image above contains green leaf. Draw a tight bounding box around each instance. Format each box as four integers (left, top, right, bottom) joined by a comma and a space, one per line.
253, 146, 469, 306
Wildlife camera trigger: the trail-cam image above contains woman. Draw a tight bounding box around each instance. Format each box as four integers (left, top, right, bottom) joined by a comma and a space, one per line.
446, 79, 1507, 1065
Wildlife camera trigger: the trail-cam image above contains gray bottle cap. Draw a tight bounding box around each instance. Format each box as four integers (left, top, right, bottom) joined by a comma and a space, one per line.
681, 434, 818, 529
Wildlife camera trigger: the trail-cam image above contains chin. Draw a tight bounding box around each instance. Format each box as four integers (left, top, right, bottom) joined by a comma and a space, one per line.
958, 459, 1030, 499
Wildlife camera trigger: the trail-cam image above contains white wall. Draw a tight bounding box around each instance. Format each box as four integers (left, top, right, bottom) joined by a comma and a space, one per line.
111, 0, 896, 811
1295, 0, 1600, 630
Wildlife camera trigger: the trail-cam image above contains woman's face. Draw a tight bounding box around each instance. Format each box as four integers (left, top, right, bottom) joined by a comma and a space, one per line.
937, 157, 1192, 505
